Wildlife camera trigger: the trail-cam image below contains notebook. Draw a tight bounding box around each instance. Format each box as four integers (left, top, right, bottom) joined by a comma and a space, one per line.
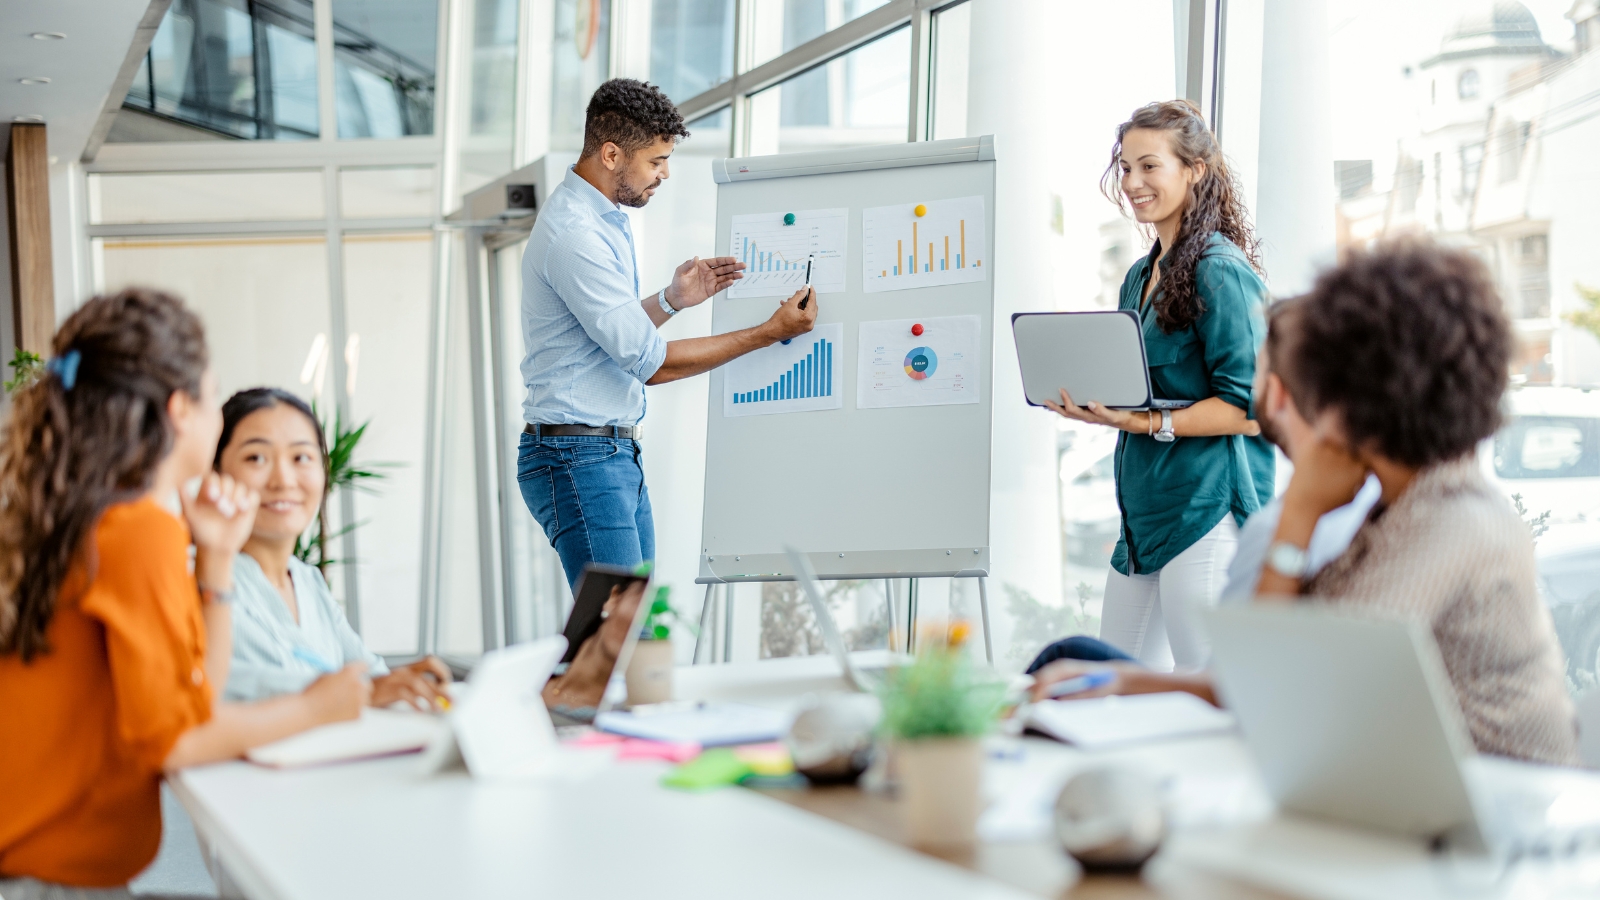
1024, 692, 1234, 749
246, 707, 447, 768
595, 702, 788, 747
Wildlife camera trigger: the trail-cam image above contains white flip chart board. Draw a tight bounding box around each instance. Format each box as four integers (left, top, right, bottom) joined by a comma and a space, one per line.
697, 136, 997, 583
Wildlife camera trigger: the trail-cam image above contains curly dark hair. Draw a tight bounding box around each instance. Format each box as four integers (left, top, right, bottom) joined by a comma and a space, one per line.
0, 288, 208, 661
582, 78, 690, 158
1102, 100, 1262, 334
1282, 238, 1511, 467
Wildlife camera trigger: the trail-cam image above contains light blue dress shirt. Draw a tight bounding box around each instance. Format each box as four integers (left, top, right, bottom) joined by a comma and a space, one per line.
520, 166, 667, 426
223, 553, 389, 702
1219, 474, 1383, 604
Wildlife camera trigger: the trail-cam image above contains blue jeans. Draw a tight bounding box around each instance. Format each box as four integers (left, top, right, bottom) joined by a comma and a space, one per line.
516, 433, 655, 589
1025, 635, 1137, 675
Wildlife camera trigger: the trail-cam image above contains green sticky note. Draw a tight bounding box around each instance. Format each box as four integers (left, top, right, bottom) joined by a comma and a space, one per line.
661, 749, 753, 791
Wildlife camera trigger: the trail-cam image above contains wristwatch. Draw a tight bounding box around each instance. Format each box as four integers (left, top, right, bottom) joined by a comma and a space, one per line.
1265, 541, 1311, 579
657, 287, 678, 317
1153, 408, 1176, 443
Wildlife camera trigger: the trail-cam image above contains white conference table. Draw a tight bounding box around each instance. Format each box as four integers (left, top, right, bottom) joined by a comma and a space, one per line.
172, 653, 1557, 900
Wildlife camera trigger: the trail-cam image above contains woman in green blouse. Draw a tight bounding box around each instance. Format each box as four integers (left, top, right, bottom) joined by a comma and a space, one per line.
1045, 100, 1274, 670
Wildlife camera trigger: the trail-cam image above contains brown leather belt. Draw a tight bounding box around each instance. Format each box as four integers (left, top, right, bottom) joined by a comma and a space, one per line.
524, 423, 641, 440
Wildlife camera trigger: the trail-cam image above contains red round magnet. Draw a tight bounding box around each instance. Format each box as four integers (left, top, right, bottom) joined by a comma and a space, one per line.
911, 323, 924, 336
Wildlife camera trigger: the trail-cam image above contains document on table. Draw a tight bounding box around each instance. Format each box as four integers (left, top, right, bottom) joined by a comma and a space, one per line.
856, 315, 981, 409
595, 703, 788, 747
1024, 692, 1235, 750
247, 708, 446, 768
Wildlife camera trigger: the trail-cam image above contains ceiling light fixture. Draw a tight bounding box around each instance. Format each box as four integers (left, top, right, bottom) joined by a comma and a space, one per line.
18, 77, 52, 86
31, 32, 67, 40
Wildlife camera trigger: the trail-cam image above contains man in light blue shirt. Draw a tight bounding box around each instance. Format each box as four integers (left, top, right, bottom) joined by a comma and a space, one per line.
520, 79, 816, 587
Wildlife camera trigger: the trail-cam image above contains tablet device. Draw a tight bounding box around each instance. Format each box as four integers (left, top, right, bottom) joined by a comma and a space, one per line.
560, 564, 650, 665
1011, 310, 1194, 411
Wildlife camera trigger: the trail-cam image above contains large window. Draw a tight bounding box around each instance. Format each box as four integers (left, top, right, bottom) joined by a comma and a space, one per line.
1330, 0, 1600, 690
119, 0, 439, 143
650, 0, 737, 105
747, 26, 910, 154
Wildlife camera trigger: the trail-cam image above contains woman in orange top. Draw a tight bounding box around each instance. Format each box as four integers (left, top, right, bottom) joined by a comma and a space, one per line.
0, 289, 370, 898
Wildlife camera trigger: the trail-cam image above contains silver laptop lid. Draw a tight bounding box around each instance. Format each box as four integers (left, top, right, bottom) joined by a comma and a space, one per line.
784, 546, 869, 691
1204, 605, 1487, 849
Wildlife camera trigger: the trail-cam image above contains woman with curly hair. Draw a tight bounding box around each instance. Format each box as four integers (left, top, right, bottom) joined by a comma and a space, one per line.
1045, 100, 1274, 670
0, 289, 370, 899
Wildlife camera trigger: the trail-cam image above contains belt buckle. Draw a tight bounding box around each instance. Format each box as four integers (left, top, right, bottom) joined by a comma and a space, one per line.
628, 424, 642, 441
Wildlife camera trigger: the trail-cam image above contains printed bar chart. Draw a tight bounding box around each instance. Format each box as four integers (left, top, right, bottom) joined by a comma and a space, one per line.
863, 196, 987, 293
722, 323, 844, 418
728, 208, 847, 299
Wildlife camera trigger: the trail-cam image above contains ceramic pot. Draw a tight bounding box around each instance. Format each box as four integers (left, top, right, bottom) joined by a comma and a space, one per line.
895, 737, 982, 849
625, 638, 674, 705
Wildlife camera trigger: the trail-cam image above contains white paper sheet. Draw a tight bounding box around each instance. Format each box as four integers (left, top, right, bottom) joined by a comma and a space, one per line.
1025, 692, 1235, 750
727, 208, 847, 299
862, 196, 987, 293
856, 315, 981, 409
723, 322, 844, 418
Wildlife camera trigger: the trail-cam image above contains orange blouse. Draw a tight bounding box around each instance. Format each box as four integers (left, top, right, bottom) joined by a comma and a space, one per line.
0, 497, 213, 886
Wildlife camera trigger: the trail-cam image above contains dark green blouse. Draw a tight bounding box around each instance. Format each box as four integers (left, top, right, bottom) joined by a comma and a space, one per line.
1110, 233, 1276, 576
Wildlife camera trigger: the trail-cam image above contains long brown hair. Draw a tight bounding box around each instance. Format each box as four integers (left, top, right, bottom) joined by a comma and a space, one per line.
0, 288, 208, 661
1101, 99, 1262, 334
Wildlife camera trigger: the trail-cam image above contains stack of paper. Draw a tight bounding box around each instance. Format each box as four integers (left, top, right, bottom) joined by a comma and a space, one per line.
246, 708, 446, 768
595, 703, 788, 747
1025, 692, 1234, 749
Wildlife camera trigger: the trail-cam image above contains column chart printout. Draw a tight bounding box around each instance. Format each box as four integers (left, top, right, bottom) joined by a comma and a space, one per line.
857, 315, 981, 409
861, 196, 986, 294
727, 208, 847, 299
723, 322, 845, 418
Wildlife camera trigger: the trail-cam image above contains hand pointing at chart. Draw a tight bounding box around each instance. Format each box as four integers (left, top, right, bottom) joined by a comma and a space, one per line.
645, 286, 816, 385
762, 287, 818, 344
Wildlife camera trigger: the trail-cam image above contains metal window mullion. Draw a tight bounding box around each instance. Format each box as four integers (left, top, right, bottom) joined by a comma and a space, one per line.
322, 163, 362, 633
314, 0, 337, 141
416, 230, 453, 655
484, 248, 524, 645
463, 231, 508, 653
906, 3, 932, 142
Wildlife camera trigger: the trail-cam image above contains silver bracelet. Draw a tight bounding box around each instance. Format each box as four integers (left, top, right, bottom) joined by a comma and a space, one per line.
657, 287, 678, 316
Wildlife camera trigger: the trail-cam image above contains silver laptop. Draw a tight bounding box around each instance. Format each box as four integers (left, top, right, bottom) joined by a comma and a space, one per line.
1205, 605, 1600, 854
1012, 310, 1196, 411
784, 546, 893, 692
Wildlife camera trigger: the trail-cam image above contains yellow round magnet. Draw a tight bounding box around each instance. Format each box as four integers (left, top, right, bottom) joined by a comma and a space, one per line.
913, 204, 927, 217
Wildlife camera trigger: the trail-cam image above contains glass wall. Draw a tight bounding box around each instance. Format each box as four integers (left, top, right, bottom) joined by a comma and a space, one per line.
455, 0, 521, 196
745, 0, 892, 68
650, 0, 736, 105
121, 0, 441, 142
126, 0, 320, 140
551, 0, 613, 152
1329, 0, 1600, 691
333, 0, 440, 138
747, 26, 909, 154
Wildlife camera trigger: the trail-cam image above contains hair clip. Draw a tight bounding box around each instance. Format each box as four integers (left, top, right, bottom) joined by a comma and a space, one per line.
45, 349, 81, 391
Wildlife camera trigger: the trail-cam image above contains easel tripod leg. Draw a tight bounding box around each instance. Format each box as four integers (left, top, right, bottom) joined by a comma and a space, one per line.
723, 583, 735, 664
978, 576, 993, 665
694, 583, 716, 665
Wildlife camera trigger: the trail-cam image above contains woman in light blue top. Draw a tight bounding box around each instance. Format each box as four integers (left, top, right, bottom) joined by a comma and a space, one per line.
213, 388, 449, 707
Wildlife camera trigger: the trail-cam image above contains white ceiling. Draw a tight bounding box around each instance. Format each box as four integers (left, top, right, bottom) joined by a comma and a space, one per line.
0, 0, 159, 162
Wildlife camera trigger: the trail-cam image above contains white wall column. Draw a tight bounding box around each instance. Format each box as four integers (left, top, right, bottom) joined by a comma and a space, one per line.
1253, 0, 1335, 296
965, 0, 1066, 666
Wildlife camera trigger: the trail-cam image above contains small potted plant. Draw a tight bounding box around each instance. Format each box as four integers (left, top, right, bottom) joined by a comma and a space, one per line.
879, 620, 1004, 850
626, 587, 694, 705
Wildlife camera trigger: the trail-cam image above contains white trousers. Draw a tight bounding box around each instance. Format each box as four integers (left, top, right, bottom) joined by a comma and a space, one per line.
1098, 516, 1239, 671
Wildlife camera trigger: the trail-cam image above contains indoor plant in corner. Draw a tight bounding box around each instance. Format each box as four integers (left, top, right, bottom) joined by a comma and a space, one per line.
879, 621, 1005, 850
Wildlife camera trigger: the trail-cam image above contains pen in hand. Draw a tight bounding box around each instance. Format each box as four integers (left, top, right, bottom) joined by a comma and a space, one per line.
799, 255, 814, 310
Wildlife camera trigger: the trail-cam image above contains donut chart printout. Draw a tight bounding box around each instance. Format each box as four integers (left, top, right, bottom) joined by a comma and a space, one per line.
856, 315, 981, 409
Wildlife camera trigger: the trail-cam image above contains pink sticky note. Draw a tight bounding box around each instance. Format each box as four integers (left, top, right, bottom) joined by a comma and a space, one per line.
567, 731, 627, 748
616, 739, 702, 763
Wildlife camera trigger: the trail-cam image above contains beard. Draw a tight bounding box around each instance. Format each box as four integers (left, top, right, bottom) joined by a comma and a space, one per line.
1252, 391, 1284, 451
616, 177, 661, 208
